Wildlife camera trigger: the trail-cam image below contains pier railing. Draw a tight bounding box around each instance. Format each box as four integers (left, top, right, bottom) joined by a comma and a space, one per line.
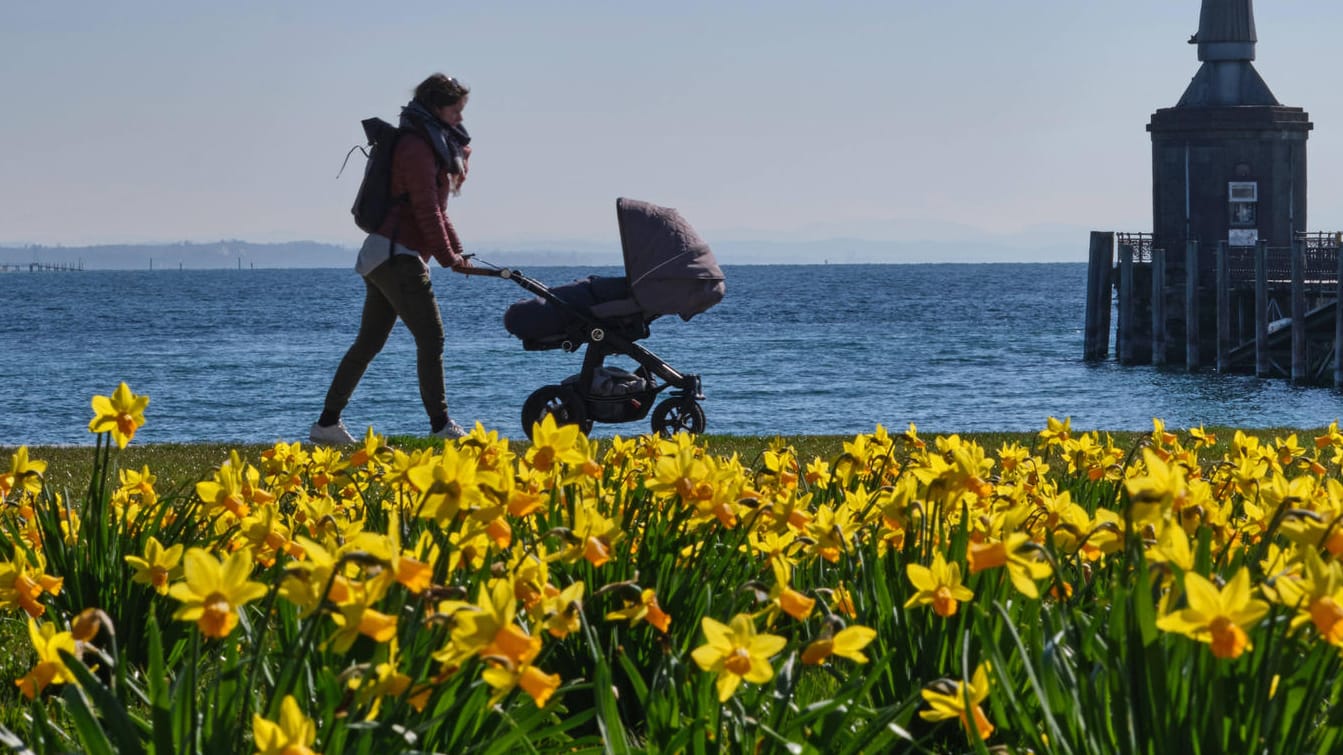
1088, 229, 1343, 385
1220, 233, 1341, 292
1115, 232, 1154, 263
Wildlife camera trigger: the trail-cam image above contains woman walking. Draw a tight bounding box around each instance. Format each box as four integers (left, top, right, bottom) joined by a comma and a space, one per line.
311, 73, 474, 444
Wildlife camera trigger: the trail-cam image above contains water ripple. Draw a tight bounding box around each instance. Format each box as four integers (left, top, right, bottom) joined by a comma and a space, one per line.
3, 263, 1343, 444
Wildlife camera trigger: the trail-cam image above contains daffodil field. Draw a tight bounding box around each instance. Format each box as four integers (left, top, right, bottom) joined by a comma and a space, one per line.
3, 383, 1343, 753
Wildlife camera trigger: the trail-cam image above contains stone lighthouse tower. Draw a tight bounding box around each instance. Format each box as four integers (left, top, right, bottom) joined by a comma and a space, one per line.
1147, 0, 1311, 364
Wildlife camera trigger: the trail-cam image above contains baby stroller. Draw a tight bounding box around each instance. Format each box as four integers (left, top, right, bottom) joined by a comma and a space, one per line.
462, 198, 726, 439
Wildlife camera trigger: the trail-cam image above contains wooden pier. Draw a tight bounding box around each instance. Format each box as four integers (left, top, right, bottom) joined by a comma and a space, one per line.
1085, 231, 1343, 387
0, 261, 84, 272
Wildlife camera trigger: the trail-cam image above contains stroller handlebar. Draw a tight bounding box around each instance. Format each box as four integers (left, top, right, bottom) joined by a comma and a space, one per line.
456, 265, 508, 278
454, 254, 516, 280
455, 260, 556, 301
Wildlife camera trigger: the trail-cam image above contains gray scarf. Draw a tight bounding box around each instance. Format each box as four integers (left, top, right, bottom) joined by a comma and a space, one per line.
400, 99, 470, 177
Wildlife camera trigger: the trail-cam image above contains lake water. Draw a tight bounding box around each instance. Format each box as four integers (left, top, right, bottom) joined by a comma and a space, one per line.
3, 262, 1343, 446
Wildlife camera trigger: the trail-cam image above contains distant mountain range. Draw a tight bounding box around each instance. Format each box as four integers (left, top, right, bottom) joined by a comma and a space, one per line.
0, 228, 1096, 270
0, 240, 629, 270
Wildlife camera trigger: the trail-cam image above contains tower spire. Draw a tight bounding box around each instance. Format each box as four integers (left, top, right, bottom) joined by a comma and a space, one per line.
1178, 0, 1276, 107
1193, 0, 1257, 61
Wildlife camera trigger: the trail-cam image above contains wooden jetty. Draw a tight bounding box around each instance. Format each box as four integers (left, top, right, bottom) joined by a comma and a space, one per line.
1084, 231, 1343, 387
1085, 0, 1343, 388
0, 261, 84, 272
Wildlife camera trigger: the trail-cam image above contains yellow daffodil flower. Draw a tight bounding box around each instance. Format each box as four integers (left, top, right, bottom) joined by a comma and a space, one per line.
252, 695, 319, 755
236, 503, 304, 567
348, 523, 434, 595
407, 443, 494, 525
347, 426, 388, 469
259, 440, 311, 493
767, 558, 815, 621
803, 455, 831, 487
1151, 418, 1178, 449
481, 657, 562, 708
1155, 568, 1268, 659
805, 502, 861, 563
605, 587, 671, 633
648, 444, 713, 502
124, 535, 184, 595
1279, 549, 1343, 646
2, 446, 47, 499
905, 551, 974, 617
1146, 522, 1195, 575
691, 613, 787, 702
346, 640, 413, 720
1039, 416, 1072, 446
434, 577, 537, 668
195, 453, 276, 522
538, 580, 586, 638
511, 544, 554, 610
1274, 433, 1309, 470
801, 622, 877, 665
968, 532, 1052, 599
1123, 448, 1191, 524
15, 618, 78, 700
280, 537, 352, 615
525, 413, 588, 473
920, 662, 994, 742
830, 582, 858, 618
0, 550, 64, 618
327, 598, 398, 654
568, 499, 622, 568
306, 446, 350, 490
1188, 425, 1217, 449
168, 547, 268, 639
87, 382, 149, 449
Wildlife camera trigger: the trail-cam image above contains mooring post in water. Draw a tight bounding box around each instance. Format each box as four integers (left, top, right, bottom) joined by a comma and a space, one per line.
1336, 237, 1343, 389
1217, 241, 1231, 373
1255, 240, 1270, 377
1291, 239, 1307, 384
1152, 247, 1167, 365
1185, 239, 1200, 370
1084, 231, 1114, 360
1118, 243, 1136, 364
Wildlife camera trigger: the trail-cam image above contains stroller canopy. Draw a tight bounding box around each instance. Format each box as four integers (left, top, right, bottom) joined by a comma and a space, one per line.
617, 198, 725, 320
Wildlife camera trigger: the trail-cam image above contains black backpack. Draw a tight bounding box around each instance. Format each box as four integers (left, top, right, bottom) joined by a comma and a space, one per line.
346, 117, 408, 234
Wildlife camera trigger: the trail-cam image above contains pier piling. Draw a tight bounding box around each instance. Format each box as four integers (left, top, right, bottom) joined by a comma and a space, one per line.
1185, 240, 1200, 370
1255, 241, 1270, 378
1118, 243, 1136, 364
1084, 232, 1114, 361
1217, 241, 1231, 373
1336, 245, 1343, 388
1152, 247, 1167, 365
1292, 240, 1307, 384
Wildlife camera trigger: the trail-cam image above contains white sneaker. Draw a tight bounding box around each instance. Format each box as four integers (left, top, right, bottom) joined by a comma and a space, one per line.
310, 421, 356, 445
432, 418, 468, 440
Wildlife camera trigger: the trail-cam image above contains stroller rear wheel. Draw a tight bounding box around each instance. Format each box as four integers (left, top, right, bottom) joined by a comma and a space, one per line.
522, 384, 592, 439
651, 397, 706, 437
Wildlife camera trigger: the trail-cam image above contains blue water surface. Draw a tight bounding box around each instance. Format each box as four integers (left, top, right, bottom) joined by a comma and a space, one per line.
3, 263, 1343, 445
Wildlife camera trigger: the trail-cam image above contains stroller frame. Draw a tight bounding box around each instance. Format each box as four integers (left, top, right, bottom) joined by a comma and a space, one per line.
461, 262, 707, 438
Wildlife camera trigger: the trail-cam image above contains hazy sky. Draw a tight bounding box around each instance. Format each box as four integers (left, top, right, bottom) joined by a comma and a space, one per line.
3, 1, 1342, 252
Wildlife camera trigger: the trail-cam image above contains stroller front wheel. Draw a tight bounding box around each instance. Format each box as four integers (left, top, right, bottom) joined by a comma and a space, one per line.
522, 385, 592, 440
651, 398, 706, 437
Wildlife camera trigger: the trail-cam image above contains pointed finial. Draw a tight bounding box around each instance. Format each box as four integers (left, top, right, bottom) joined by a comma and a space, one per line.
1195, 0, 1257, 61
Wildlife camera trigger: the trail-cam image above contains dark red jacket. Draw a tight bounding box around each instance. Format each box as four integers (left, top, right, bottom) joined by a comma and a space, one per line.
377, 131, 464, 267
